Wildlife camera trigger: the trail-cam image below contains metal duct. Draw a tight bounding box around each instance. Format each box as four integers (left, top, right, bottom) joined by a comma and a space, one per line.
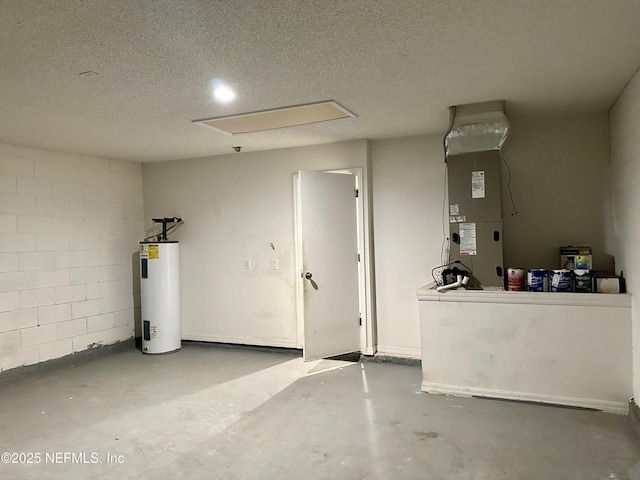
445, 100, 509, 157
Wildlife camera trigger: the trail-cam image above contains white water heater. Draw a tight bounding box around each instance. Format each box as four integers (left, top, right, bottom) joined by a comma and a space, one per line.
140, 241, 181, 354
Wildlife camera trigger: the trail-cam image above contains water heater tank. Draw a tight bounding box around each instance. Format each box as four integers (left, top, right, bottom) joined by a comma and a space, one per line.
140, 241, 181, 354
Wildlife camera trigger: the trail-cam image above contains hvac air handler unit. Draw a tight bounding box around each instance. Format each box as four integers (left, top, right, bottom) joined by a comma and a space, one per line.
444, 101, 510, 288
140, 217, 182, 354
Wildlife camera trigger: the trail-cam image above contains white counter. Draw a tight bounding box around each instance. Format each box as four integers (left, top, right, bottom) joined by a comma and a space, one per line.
417, 285, 632, 414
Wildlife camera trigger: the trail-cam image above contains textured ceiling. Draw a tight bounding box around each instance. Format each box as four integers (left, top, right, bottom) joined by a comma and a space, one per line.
0, 0, 639, 162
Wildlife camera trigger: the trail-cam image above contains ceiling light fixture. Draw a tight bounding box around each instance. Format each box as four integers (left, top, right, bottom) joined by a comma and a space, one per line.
211, 78, 236, 104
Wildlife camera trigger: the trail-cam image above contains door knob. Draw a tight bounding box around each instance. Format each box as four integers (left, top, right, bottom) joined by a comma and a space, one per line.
304, 272, 313, 280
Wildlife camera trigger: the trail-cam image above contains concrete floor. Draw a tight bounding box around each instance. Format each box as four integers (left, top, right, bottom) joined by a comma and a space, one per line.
0, 343, 639, 480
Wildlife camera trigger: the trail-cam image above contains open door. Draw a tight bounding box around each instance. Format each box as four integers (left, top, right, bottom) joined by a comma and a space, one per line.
296, 170, 360, 361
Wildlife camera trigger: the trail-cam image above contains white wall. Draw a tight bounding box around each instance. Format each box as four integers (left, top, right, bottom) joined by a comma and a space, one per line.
0, 113, 613, 369
142, 140, 370, 348
609, 67, 640, 400
371, 135, 445, 357
0, 143, 144, 371
502, 114, 613, 270
418, 289, 632, 413
371, 114, 612, 358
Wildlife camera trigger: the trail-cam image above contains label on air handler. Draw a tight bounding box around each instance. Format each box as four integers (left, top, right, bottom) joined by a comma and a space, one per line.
459, 222, 477, 256
471, 171, 485, 199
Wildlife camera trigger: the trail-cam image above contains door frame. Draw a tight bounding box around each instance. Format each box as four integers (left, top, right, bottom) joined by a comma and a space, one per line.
293, 167, 376, 357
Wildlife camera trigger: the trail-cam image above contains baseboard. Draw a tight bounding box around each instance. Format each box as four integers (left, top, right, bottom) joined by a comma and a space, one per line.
181, 334, 298, 350
421, 381, 628, 415
375, 345, 421, 359
0, 340, 135, 386
182, 340, 301, 357
629, 398, 640, 439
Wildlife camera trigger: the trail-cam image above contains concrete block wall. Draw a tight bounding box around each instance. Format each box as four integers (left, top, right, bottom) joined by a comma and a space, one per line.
0, 142, 144, 372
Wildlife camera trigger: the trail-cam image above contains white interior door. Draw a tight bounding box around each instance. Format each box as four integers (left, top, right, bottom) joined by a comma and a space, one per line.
297, 170, 360, 361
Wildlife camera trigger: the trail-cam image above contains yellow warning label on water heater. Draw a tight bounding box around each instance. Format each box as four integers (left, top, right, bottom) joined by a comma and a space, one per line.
148, 245, 159, 259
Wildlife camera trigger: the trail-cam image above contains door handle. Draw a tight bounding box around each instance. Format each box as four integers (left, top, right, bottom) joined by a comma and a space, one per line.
303, 272, 319, 290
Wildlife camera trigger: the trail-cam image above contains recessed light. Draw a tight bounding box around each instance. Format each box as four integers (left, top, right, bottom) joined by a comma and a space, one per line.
214, 85, 236, 103
78, 71, 99, 77
211, 79, 236, 104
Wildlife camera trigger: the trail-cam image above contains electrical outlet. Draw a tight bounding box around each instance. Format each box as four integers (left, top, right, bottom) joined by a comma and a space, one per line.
244, 258, 251, 270
271, 259, 278, 270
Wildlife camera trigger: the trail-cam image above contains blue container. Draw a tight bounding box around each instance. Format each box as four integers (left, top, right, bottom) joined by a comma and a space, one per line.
549, 269, 572, 292
527, 269, 547, 292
